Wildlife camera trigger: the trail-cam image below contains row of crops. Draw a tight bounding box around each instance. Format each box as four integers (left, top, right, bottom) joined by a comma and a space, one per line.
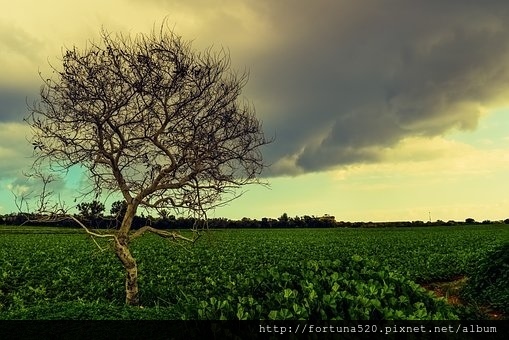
0, 225, 507, 319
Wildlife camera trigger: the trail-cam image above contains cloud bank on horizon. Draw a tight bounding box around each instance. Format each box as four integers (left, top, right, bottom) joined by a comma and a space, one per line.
1, 0, 509, 181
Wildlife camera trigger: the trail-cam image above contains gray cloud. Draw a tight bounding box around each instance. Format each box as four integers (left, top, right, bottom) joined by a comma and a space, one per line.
244, 0, 509, 175
0, 87, 31, 122
0, 122, 33, 181
3, 0, 509, 179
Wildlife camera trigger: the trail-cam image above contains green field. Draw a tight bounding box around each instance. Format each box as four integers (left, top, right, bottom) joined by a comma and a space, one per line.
0, 225, 507, 320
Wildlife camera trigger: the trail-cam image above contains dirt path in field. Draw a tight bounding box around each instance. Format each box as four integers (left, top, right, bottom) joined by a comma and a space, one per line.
420, 276, 506, 320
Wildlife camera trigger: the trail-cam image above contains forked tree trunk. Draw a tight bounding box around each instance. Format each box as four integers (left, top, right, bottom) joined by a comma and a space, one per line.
114, 237, 139, 306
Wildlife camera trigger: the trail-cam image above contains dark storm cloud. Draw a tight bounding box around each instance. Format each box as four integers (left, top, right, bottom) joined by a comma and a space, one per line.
0, 87, 30, 122
3, 0, 509, 178
243, 0, 509, 175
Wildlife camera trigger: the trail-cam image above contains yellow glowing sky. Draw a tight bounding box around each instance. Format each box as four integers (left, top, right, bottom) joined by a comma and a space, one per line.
1, 1, 509, 222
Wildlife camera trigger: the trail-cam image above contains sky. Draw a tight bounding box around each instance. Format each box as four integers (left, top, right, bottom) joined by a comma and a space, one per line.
1, 0, 509, 222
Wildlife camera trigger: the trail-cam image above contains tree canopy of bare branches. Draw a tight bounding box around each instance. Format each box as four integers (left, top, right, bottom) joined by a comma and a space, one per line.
25, 24, 270, 305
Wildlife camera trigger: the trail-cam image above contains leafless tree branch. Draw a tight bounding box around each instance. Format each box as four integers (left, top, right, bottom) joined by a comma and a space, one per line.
23, 21, 271, 305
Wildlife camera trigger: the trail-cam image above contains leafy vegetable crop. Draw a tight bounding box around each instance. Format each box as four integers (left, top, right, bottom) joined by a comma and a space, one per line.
0, 225, 507, 319
460, 242, 509, 314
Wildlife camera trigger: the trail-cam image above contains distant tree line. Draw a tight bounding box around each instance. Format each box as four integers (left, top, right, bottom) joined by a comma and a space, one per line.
0, 202, 508, 229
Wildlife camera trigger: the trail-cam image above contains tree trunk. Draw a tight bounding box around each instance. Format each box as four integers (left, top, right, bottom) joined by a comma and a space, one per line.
115, 202, 140, 306
114, 237, 139, 306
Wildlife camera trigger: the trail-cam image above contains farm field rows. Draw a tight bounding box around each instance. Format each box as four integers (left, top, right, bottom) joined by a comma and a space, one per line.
0, 225, 507, 320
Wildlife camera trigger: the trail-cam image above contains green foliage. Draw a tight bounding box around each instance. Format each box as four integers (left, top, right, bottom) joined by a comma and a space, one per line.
110, 200, 127, 219
461, 243, 509, 313
76, 200, 105, 219
191, 257, 456, 320
0, 225, 507, 319
2, 301, 180, 320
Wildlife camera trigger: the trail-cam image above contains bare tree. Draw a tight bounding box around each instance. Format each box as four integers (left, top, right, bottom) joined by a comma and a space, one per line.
25, 24, 270, 306
12, 168, 60, 223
